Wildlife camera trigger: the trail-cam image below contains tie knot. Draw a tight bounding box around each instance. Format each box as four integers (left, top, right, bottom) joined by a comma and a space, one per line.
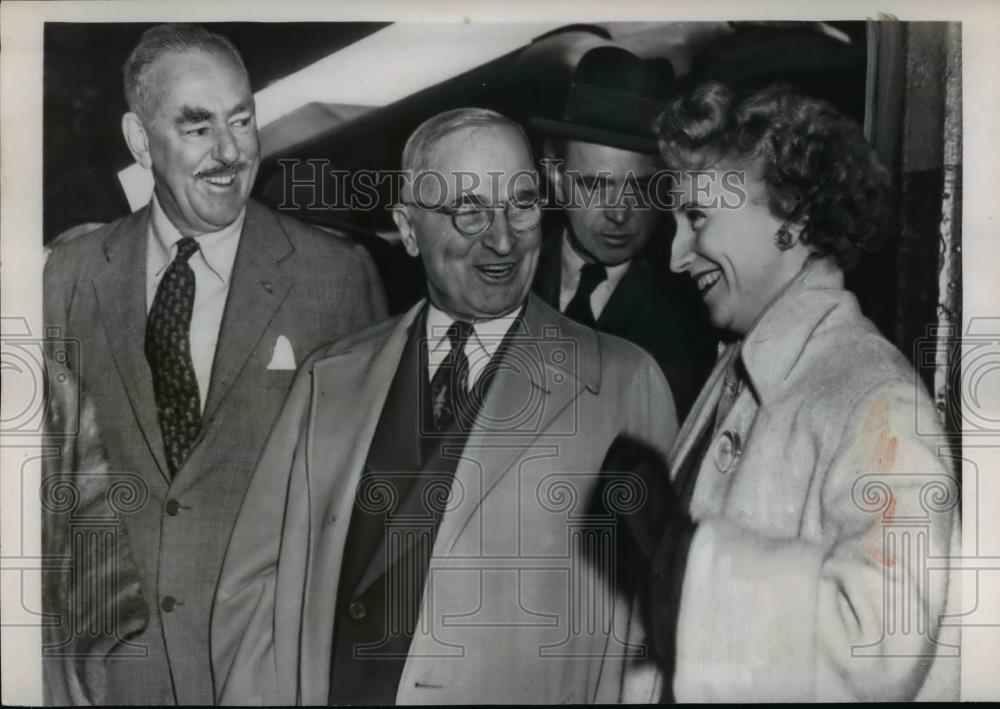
578, 262, 608, 292
446, 320, 474, 351
175, 237, 200, 263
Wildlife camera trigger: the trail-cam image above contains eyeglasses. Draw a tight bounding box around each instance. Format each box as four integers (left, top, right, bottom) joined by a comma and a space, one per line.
402, 196, 545, 237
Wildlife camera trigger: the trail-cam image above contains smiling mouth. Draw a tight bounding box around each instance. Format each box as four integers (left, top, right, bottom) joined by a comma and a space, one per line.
693, 268, 722, 295
475, 263, 517, 281
198, 170, 241, 188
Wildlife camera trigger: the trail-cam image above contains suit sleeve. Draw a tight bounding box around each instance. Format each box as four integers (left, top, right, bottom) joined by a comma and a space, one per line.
352, 242, 388, 326
43, 242, 78, 348
211, 358, 317, 705
669, 381, 960, 701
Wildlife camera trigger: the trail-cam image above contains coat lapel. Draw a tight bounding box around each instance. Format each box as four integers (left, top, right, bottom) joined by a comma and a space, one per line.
90, 206, 171, 480
436, 296, 600, 552
667, 344, 735, 478
298, 303, 424, 704
202, 201, 293, 422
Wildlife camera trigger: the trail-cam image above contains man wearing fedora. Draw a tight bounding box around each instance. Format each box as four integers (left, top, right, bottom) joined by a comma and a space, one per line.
531, 46, 716, 421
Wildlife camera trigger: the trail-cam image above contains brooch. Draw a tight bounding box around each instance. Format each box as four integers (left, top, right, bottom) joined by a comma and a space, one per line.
714, 430, 743, 474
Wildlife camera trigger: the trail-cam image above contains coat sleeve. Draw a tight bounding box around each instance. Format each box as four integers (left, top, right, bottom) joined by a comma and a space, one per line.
210, 358, 317, 705
671, 380, 960, 701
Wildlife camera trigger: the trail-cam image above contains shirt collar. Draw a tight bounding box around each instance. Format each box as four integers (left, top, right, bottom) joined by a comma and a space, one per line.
425, 302, 524, 360
560, 228, 630, 290
148, 193, 245, 284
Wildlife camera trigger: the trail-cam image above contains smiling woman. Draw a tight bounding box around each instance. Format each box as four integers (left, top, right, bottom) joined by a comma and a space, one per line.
659, 82, 893, 335
629, 81, 961, 701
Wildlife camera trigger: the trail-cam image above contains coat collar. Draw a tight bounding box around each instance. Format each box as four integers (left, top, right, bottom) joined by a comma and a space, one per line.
324, 293, 602, 395
739, 255, 848, 403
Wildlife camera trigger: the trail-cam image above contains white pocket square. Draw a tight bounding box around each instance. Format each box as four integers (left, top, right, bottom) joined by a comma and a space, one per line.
266, 335, 296, 371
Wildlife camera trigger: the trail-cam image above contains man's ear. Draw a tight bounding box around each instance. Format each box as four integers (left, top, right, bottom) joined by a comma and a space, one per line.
392, 206, 420, 258
122, 112, 152, 170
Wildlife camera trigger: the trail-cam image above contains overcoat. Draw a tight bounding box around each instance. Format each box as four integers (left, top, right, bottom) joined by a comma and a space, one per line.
666, 257, 961, 701
212, 295, 679, 705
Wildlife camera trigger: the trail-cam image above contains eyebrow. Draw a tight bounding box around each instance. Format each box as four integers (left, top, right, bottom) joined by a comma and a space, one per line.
175, 101, 254, 126
176, 105, 214, 125
228, 101, 253, 117
679, 201, 709, 211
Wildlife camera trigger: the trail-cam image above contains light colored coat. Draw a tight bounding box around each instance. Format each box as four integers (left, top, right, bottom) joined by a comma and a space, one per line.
211, 295, 679, 705
667, 257, 961, 701
44, 200, 387, 704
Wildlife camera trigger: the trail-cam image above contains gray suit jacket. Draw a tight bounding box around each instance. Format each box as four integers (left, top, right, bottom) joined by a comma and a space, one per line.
44, 199, 388, 704
212, 295, 679, 705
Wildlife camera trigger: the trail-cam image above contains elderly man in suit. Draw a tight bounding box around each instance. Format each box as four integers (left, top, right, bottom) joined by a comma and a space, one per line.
43, 23, 387, 704
212, 107, 678, 704
531, 47, 716, 421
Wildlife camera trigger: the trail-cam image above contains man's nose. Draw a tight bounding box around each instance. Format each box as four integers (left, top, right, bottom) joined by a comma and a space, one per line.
670, 220, 694, 274
481, 211, 515, 255
213, 127, 241, 164
603, 198, 631, 226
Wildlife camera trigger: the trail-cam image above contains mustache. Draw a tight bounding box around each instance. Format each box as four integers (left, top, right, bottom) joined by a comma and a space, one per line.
196, 163, 250, 178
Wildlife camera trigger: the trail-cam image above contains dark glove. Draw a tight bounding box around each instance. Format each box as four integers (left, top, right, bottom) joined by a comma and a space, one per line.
600, 435, 697, 702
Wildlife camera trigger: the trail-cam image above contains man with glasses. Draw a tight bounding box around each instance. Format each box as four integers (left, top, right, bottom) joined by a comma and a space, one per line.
212, 108, 679, 704
531, 47, 716, 420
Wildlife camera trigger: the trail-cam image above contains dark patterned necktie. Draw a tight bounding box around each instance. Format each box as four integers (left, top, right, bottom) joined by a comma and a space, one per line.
429, 320, 474, 432
145, 236, 202, 477
564, 262, 608, 327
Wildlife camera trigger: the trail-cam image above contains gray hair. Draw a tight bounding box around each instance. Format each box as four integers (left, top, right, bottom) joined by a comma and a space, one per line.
123, 23, 247, 120
401, 107, 532, 174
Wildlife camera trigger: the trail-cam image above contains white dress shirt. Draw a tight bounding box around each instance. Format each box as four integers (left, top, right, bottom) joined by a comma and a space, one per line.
557, 230, 629, 319
425, 303, 523, 390
145, 195, 245, 411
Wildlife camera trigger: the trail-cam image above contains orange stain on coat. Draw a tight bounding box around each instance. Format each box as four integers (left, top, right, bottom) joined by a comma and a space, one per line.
866, 489, 898, 566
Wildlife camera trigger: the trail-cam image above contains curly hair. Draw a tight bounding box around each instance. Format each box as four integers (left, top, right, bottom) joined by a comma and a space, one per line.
656, 82, 892, 270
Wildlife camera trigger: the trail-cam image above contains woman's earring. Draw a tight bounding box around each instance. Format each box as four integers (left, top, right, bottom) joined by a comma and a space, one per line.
774, 224, 797, 251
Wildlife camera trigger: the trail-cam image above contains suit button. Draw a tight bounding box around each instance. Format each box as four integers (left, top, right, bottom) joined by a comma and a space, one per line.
161, 596, 176, 613
165, 499, 180, 516
348, 601, 367, 620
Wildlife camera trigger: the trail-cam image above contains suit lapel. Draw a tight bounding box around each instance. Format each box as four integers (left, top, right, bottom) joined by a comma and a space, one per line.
437, 296, 598, 552
91, 206, 171, 481
203, 201, 293, 422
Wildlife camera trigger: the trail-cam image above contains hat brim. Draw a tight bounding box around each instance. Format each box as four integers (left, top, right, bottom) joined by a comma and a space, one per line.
529, 116, 660, 154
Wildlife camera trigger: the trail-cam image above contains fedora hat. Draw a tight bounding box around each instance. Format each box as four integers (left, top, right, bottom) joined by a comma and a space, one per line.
530, 46, 675, 154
